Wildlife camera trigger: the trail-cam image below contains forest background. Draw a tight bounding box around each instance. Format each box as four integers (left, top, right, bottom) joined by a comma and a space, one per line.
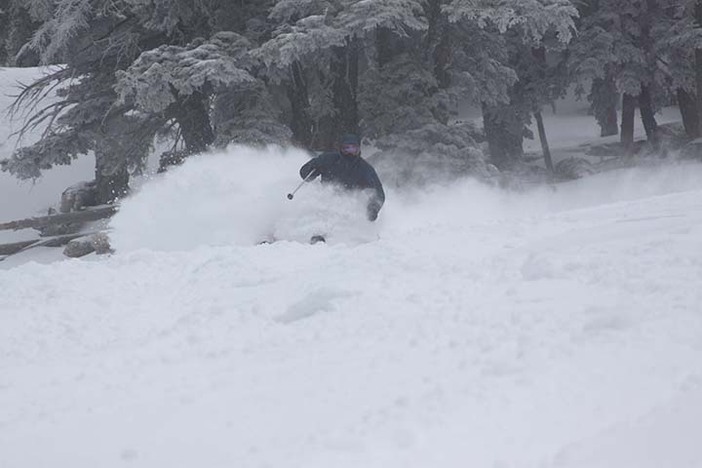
1, 0, 702, 205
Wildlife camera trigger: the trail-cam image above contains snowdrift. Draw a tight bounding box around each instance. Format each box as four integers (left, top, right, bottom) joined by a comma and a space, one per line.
111, 144, 702, 252
2, 144, 702, 468
110, 146, 381, 250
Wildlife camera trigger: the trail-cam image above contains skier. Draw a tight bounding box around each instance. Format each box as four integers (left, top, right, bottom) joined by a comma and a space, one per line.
299, 133, 385, 243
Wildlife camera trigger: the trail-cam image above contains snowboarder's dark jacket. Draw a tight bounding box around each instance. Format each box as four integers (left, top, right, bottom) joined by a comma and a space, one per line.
300, 151, 385, 221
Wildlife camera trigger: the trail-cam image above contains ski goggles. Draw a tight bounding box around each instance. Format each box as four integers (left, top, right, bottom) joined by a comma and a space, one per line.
341, 143, 360, 154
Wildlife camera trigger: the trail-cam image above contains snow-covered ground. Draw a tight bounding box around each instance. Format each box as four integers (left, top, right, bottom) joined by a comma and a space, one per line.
2, 68, 702, 468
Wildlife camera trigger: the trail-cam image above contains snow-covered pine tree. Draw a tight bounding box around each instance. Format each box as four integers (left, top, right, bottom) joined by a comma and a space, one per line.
257, 0, 428, 150
518, 42, 571, 172
206, 0, 292, 147
2, 0, 258, 198
570, 0, 702, 149
0, 0, 41, 66
680, 0, 702, 138
213, 82, 292, 147
569, 0, 619, 137
655, 0, 702, 139
446, 0, 578, 169
697, 0, 702, 137
357, 0, 492, 185
620, 0, 661, 148
257, 1, 354, 148
111, 0, 228, 170
335, 0, 434, 163
1, 0, 162, 204
115, 32, 259, 170
120, 0, 289, 158
0, 1, 9, 65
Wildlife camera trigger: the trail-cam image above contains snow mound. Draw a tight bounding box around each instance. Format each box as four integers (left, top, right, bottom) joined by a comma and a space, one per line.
109, 145, 380, 251
3, 150, 702, 468
109, 144, 702, 255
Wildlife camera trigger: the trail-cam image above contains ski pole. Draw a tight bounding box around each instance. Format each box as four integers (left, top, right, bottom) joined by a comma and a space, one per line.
286, 170, 316, 200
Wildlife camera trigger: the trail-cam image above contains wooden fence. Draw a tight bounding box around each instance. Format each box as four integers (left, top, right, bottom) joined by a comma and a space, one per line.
0, 205, 117, 260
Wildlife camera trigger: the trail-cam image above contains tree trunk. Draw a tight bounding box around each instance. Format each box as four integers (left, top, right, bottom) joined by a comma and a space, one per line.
315, 39, 360, 150
159, 91, 215, 171
534, 111, 553, 172
333, 37, 359, 136
174, 91, 215, 155
95, 160, 129, 205
425, 0, 451, 89
678, 88, 700, 139
434, 28, 451, 90
0, 8, 8, 66
696, 1, 702, 137
696, 49, 702, 138
621, 93, 636, 153
590, 77, 619, 137
482, 103, 524, 169
638, 84, 659, 147
375, 27, 395, 68
602, 105, 618, 137
94, 142, 129, 205
288, 61, 313, 147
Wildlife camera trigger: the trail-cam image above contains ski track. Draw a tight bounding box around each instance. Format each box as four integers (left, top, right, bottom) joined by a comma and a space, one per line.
1, 149, 702, 467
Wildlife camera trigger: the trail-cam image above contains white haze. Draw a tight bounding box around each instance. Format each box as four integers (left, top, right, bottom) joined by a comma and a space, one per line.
112, 144, 702, 251
110, 146, 381, 250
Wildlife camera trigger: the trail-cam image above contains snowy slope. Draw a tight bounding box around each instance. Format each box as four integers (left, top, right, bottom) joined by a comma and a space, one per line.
2, 141, 702, 468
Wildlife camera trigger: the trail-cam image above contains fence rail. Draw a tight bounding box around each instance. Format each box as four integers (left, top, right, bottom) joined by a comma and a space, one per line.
0, 205, 117, 261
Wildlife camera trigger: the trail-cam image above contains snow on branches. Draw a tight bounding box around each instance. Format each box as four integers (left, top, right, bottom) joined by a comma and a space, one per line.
116, 32, 256, 114
445, 0, 578, 44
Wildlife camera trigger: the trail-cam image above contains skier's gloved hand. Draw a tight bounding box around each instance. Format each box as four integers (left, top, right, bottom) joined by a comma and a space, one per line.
367, 203, 380, 222
299, 164, 319, 180
300, 167, 313, 180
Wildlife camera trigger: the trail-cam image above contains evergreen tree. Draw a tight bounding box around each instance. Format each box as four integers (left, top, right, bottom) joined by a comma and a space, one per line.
115, 32, 259, 169
127, 0, 290, 153
209, 0, 291, 147
257, 0, 428, 149
7, 0, 701, 202
0, 1, 41, 66
0, 0, 9, 65
658, 0, 702, 138
2, 1, 157, 203
358, 0, 491, 185
446, 0, 578, 168
570, 0, 702, 148
1, 0, 254, 197
694, 0, 702, 137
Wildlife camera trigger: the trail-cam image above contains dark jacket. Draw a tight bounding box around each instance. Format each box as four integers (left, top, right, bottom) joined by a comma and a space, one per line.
300, 151, 385, 221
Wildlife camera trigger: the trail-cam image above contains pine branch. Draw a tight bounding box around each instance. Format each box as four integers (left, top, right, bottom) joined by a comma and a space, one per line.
8, 67, 73, 143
